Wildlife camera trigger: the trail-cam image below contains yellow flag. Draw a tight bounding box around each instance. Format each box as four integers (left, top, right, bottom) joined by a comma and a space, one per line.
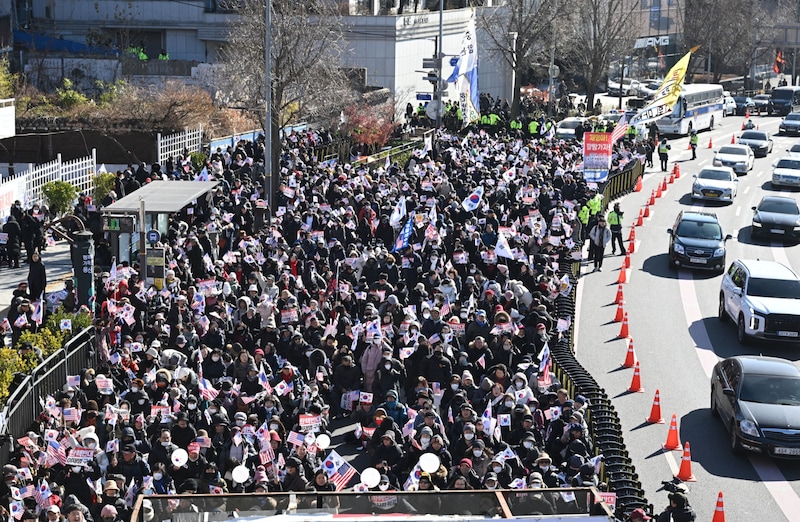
631, 51, 693, 125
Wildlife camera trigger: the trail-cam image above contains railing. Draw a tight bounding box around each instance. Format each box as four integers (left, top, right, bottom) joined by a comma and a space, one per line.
355, 128, 433, 167
0, 149, 97, 210
157, 126, 203, 166
547, 159, 650, 519
0, 327, 96, 467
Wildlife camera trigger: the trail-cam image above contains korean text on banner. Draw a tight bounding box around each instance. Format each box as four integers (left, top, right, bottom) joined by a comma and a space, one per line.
582, 132, 613, 183
0, 175, 28, 219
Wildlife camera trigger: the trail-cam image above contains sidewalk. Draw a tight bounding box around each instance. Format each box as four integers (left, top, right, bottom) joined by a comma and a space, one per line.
0, 241, 75, 318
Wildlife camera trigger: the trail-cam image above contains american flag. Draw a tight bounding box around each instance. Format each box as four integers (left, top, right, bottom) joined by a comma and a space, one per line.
46, 440, 66, 466
610, 114, 629, 143
198, 377, 219, 401
538, 343, 552, 386
34, 480, 51, 504
330, 462, 357, 491
258, 363, 271, 391
286, 431, 305, 447
62, 407, 80, 423
19, 484, 35, 499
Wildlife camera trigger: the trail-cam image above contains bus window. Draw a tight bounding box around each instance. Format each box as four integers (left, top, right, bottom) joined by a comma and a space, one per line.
682, 98, 687, 117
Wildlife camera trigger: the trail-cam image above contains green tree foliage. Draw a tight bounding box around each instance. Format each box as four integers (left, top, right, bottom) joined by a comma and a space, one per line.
55, 78, 90, 110
42, 180, 78, 216
93, 172, 117, 202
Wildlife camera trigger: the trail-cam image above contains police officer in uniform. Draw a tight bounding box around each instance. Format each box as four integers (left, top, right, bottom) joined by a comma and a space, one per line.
606, 203, 625, 255
658, 138, 671, 172
689, 130, 698, 160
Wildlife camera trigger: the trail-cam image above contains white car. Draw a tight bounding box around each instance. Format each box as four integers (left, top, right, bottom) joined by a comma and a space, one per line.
772, 156, 800, 188
713, 144, 754, 175
555, 117, 586, 140
692, 167, 738, 202
723, 96, 737, 117
719, 259, 800, 344
787, 143, 800, 159
607, 78, 641, 96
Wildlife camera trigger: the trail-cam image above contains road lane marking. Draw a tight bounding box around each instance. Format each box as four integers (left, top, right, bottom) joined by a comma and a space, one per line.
735, 206, 741, 217
743, 186, 750, 194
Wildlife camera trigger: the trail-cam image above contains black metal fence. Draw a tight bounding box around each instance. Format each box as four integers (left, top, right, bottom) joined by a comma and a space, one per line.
0, 327, 96, 467
548, 160, 650, 518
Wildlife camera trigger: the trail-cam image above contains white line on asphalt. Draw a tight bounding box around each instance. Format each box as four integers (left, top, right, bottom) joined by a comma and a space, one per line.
756, 170, 765, 178
743, 186, 750, 194
735, 206, 741, 217
698, 159, 708, 166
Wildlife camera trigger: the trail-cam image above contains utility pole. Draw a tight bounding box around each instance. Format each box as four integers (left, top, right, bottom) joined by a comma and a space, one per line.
138, 198, 146, 283
547, 34, 555, 117
265, 0, 273, 227
437, 0, 444, 126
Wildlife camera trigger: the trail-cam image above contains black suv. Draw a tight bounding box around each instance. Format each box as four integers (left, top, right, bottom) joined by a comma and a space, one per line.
667, 211, 732, 273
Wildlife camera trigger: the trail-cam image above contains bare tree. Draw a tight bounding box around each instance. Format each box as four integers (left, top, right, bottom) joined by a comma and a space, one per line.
215, 0, 354, 181
561, 0, 639, 108
478, 0, 568, 117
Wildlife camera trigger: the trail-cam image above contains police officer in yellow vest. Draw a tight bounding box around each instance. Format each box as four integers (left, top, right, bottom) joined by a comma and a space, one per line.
658, 138, 671, 172
528, 119, 539, 138
625, 124, 637, 143
607, 202, 625, 255
690, 130, 699, 160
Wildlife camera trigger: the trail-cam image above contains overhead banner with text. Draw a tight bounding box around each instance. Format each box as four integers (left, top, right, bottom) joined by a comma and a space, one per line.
582, 132, 613, 183
630, 49, 694, 126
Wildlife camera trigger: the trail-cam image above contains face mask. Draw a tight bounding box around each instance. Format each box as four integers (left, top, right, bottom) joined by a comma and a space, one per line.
515, 381, 523, 389
539, 464, 549, 471
492, 465, 502, 473
505, 401, 514, 408
384, 363, 392, 370
531, 482, 542, 489
421, 436, 431, 445
86, 442, 96, 449
464, 433, 474, 441
153, 472, 163, 481
67, 392, 74, 398
161, 441, 171, 447
473, 449, 482, 457
188, 403, 197, 410
131, 387, 139, 393
138, 399, 146, 405
523, 441, 534, 449
212, 355, 221, 362
270, 423, 279, 430
450, 384, 459, 391
486, 482, 497, 490
208, 408, 217, 415
385, 399, 395, 406
503, 344, 511, 351
236, 420, 244, 427
378, 484, 390, 491
422, 312, 431, 320
72, 466, 82, 473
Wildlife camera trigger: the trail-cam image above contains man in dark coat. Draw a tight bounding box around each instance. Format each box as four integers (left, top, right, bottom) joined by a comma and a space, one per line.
3, 215, 22, 268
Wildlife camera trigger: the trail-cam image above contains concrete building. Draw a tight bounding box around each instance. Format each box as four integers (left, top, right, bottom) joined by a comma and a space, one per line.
12, 0, 513, 117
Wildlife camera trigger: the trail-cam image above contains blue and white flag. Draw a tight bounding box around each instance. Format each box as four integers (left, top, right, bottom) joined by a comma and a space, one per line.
448, 16, 480, 125
392, 216, 414, 252
390, 195, 407, 227
461, 185, 484, 212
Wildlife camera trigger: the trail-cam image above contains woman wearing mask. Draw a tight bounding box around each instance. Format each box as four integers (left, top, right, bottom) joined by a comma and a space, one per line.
124, 379, 151, 417
150, 461, 175, 494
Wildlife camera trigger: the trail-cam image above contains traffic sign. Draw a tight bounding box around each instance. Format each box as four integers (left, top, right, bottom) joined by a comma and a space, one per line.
422, 58, 437, 69
416, 93, 433, 101
425, 72, 439, 83
147, 229, 161, 244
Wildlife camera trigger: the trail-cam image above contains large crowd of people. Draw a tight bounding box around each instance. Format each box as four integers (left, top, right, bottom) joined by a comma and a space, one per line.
0, 115, 649, 521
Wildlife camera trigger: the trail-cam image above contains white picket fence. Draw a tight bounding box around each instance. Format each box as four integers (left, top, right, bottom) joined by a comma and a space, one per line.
0, 149, 96, 214
157, 125, 203, 166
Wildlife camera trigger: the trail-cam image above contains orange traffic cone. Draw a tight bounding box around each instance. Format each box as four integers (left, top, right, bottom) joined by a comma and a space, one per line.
634, 175, 643, 192
669, 172, 675, 184
617, 265, 627, 284
673, 163, 681, 179
712, 492, 725, 522
623, 251, 631, 269
628, 226, 636, 243
708, 137, 713, 149
687, 140, 692, 150
648, 190, 656, 205
617, 312, 630, 338
646, 389, 665, 423
627, 361, 644, 392
675, 442, 697, 481
655, 183, 663, 198
622, 338, 638, 368
730, 134, 735, 144
661, 177, 668, 191
628, 240, 636, 254
614, 301, 625, 322
635, 209, 643, 226
745, 109, 750, 118
663, 414, 681, 450
741, 120, 746, 130
643, 203, 650, 218
614, 284, 624, 304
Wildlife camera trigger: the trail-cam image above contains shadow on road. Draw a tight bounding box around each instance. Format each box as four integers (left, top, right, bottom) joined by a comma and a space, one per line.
640, 254, 721, 281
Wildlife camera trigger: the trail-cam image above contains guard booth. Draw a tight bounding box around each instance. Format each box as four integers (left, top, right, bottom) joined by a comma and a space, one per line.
101, 181, 218, 285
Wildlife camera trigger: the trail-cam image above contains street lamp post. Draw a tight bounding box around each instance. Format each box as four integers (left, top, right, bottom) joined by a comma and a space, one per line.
265, 0, 273, 227
437, 0, 444, 126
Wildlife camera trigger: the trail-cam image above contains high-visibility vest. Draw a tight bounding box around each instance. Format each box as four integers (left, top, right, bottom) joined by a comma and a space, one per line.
690, 134, 699, 145
607, 210, 622, 226
529, 121, 539, 134
588, 195, 603, 215
578, 206, 590, 225
658, 143, 669, 154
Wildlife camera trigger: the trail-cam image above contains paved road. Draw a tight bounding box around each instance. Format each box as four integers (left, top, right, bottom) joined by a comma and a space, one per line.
576, 112, 800, 520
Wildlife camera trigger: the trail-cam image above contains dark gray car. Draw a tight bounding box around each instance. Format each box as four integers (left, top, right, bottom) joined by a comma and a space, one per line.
751, 196, 800, 241
738, 130, 774, 157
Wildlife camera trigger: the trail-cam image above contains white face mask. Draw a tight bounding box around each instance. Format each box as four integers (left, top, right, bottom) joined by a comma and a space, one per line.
153, 472, 163, 481
208, 408, 217, 414
161, 441, 171, 447
531, 482, 542, 489
384, 363, 392, 370
451, 384, 459, 391
131, 387, 139, 393
473, 449, 482, 457
464, 433, 474, 441
422, 312, 431, 320
515, 381, 524, 389
486, 482, 497, 490
378, 483, 390, 491
492, 465, 502, 473
523, 441, 534, 449
504, 401, 514, 408
86, 442, 96, 449
421, 437, 431, 445
72, 466, 82, 473
188, 403, 197, 410
212, 355, 221, 362
235, 420, 244, 427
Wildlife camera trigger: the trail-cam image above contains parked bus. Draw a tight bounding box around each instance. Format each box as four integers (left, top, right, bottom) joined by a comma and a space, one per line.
655, 83, 725, 136
768, 86, 800, 115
